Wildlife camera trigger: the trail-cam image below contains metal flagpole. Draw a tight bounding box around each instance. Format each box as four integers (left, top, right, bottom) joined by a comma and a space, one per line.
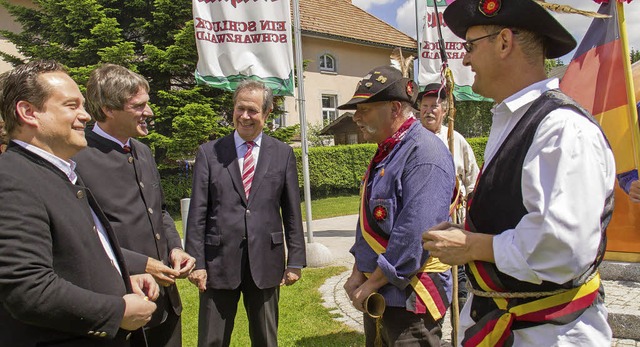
292, 0, 314, 242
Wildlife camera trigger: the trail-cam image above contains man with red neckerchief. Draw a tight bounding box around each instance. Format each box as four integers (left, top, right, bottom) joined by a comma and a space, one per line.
341, 65, 455, 346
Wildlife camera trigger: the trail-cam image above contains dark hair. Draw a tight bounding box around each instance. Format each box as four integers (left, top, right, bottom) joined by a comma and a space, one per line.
85, 64, 149, 122
0, 60, 67, 135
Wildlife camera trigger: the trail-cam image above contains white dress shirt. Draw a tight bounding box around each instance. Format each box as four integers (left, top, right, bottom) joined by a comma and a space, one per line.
458, 78, 614, 346
234, 131, 262, 170
12, 140, 122, 275
92, 123, 131, 148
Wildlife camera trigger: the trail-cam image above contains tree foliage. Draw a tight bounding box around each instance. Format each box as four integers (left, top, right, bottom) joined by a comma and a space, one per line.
631, 48, 640, 64
0, 0, 295, 164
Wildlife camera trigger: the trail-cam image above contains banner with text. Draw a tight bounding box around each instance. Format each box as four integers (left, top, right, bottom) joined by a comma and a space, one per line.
417, 0, 488, 101
193, 0, 294, 96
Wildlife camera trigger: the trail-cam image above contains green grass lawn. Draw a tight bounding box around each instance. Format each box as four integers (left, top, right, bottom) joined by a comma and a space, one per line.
172, 195, 363, 345
177, 266, 364, 347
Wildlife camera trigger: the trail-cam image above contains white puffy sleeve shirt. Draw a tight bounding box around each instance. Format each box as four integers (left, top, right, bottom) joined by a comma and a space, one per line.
458, 78, 615, 346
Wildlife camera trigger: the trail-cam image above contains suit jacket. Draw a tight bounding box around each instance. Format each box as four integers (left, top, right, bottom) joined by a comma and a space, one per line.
0, 144, 142, 347
74, 130, 182, 324
185, 133, 306, 290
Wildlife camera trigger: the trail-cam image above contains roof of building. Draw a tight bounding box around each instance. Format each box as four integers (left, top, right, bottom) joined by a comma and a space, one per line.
298, 0, 417, 53
320, 112, 354, 135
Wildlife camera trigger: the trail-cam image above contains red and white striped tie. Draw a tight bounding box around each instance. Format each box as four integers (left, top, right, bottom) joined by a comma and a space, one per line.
242, 141, 255, 198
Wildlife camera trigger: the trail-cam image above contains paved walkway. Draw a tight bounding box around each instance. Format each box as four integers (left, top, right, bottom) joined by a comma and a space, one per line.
306, 214, 640, 347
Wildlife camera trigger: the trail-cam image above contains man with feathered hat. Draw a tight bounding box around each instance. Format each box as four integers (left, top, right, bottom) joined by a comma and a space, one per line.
423, 0, 615, 345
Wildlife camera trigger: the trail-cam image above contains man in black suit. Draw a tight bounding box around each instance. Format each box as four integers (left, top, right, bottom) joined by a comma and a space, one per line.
185, 79, 306, 347
0, 60, 158, 346
74, 64, 195, 347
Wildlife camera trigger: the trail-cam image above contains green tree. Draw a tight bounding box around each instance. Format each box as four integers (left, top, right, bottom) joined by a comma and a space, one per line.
0, 0, 295, 164
631, 48, 640, 64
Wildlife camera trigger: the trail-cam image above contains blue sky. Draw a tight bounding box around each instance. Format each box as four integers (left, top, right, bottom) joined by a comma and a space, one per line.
353, 0, 640, 63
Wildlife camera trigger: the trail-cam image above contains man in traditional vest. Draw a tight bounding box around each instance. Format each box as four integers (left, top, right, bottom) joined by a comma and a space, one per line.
423, 0, 615, 346
341, 65, 456, 346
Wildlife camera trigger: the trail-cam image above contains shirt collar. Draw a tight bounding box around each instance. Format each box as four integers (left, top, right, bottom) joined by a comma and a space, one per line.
11, 139, 78, 183
498, 78, 559, 114
234, 130, 263, 149
92, 123, 131, 148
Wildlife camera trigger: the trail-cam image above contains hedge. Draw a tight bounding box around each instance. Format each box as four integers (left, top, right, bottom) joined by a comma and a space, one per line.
160, 137, 488, 214
293, 144, 378, 198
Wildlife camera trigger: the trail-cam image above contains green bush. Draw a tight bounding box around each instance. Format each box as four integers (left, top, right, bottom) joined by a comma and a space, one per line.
159, 137, 488, 211
293, 144, 377, 198
467, 137, 488, 167
160, 167, 193, 215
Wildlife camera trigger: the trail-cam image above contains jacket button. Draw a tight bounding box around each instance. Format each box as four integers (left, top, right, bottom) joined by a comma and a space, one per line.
155, 233, 161, 240
128, 157, 134, 164
76, 190, 85, 199
246, 209, 250, 216
88, 331, 94, 335
471, 310, 477, 319
139, 182, 145, 189
148, 207, 153, 214
99, 332, 107, 337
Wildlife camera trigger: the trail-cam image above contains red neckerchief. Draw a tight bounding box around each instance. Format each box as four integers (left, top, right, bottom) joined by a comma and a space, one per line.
371, 117, 416, 165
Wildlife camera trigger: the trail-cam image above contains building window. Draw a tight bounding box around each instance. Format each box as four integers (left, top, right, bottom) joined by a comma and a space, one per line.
319, 54, 336, 72
348, 133, 358, 144
322, 95, 338, 124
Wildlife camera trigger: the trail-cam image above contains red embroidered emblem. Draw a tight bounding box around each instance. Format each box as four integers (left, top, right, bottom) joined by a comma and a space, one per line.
479, 0, 501, 17
406, 81, 414, 97
373, 205, 388, 221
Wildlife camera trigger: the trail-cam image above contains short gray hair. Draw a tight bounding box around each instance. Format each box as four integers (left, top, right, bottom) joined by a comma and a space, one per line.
233, 79, 273, 114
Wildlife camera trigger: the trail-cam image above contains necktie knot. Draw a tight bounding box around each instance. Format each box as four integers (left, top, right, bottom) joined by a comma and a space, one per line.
245, 141, 254, 151
123, 145, 131, 153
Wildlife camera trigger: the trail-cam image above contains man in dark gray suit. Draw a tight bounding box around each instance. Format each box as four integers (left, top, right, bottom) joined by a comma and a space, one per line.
185, 80, 306, 347
0, 60, 158, 346
74, 64, 195, 347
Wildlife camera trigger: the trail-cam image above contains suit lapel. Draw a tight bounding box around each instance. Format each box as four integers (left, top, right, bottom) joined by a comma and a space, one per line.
76, 175, 133, 290
247, 135, 272, 205
216, 135, 247, 205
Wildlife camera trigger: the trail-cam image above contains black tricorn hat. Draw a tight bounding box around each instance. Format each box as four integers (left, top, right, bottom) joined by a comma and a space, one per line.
337, 65, 418, 110
443, 0, 576, 59
417, 83, 449, 102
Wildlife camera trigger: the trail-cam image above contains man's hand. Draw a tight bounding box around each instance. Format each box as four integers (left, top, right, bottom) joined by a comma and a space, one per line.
120, 294, 157, 331
145, 257, 180, 287
630, 180, 640, 203
280, 267, 301, 286
422, 222, 494, 265
188, 269, 207, 293
130, 274, 159, 301
343, 265, 366, 299
169, 248, 196, 278
350, 282, 377, 314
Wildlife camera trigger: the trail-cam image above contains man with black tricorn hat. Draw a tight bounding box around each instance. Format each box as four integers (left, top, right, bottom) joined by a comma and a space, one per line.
422, 0, 615, 345
341, 65, 455, 346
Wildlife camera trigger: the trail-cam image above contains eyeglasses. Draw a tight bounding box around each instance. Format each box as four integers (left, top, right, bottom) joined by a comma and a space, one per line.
462, 30, 518, 53
462, 32, 500, 53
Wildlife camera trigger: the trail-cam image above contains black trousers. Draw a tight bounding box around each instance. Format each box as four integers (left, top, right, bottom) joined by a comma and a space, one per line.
363, 306, 443, 347
144, 309, 181, 347
197, 243, 280, 347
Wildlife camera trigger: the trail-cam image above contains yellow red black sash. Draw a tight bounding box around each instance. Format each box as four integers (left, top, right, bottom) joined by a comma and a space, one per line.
462, 261, 601, 347
359, 168, 450, 320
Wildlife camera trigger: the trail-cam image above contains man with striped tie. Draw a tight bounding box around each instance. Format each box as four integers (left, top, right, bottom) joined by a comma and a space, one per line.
186, 79, 306, 347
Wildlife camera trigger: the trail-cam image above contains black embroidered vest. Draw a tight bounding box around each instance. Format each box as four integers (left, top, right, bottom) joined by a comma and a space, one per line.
466, 89, 614, 325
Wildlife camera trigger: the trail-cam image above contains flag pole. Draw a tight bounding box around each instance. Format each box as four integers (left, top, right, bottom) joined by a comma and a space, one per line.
292, 0, 314, 242
617, 1, 640, 168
